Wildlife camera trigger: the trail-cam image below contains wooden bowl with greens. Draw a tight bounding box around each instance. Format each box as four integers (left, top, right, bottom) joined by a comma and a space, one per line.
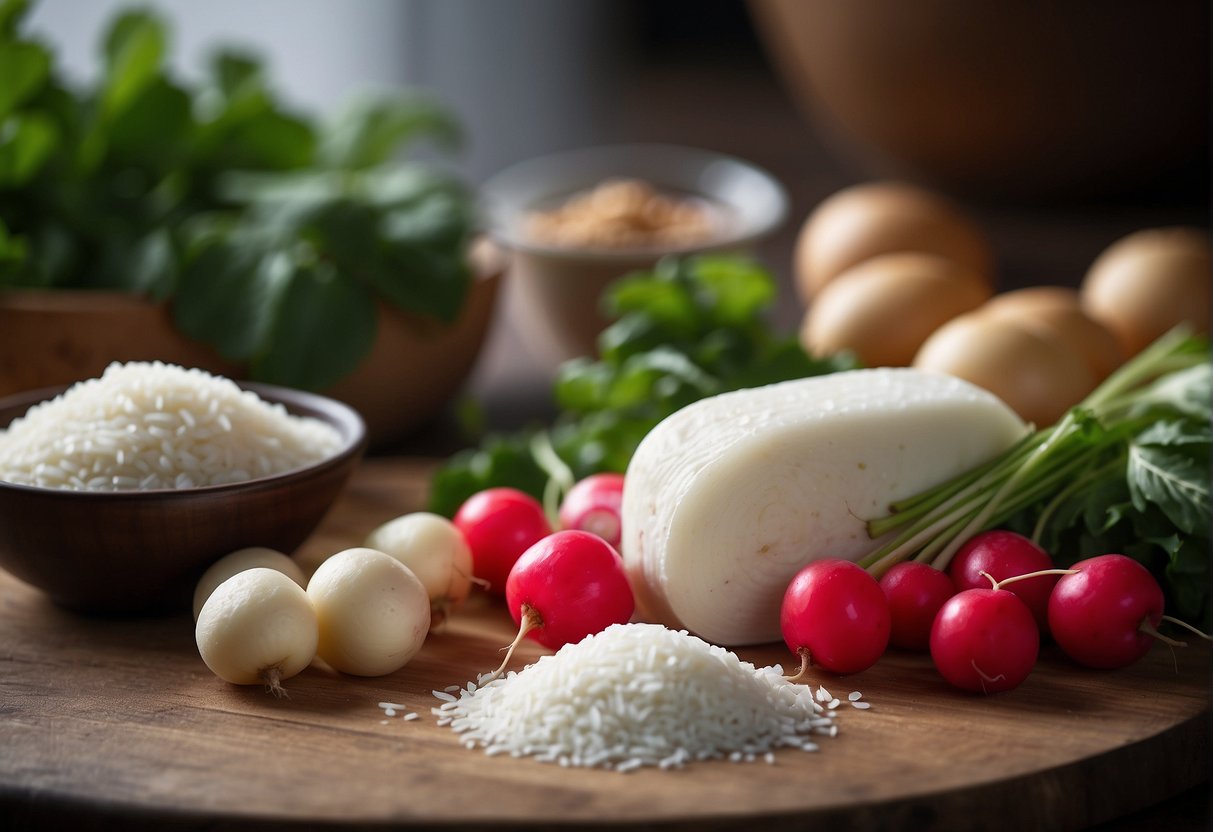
0, 6, 498, 447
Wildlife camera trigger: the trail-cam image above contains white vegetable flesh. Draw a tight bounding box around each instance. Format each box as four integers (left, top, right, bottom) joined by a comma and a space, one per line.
364, 512, 473, 621
192, 546, 307, 620
195, 567, 318, 689
621, 368, 1028, 646
307, 547, 431, 676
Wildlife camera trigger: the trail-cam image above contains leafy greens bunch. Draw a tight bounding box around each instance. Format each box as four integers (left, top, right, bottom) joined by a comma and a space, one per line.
428, 254, 859, 517
861, 329, 1211, 624
0, 0, 472, 389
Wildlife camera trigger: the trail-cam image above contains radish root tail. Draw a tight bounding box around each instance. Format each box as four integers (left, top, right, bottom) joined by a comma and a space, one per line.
1140, 618, 1188, 649
1160, 615, 1212, 641
485, 603, 542, 683
783, 648, 812, 685
261, 665, 288, 699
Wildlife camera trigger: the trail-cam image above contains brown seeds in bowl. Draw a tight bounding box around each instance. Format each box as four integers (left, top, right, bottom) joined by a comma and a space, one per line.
525, 179, 722, 250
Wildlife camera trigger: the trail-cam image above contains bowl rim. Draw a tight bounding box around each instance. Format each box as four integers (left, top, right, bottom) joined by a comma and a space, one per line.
478, 142, 789, 261
0, 379, 367, 500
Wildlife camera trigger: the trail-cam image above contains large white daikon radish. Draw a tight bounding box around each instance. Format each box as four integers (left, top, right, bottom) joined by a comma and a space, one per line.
621, 368, 1027, 646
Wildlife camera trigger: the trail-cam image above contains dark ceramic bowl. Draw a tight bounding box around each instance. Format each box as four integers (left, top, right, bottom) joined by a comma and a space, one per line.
0, 382, 366, 615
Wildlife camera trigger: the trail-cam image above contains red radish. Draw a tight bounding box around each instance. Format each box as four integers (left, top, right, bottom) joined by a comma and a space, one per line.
493, 530, 635, 676
930, 582, 1039, 694
879, 562, 956, 651
558, 472, 625, 548
949, 530, 1058, 632
453, 488, 551, 595
781, 559, 890, 678
1047, 554, 1169, 669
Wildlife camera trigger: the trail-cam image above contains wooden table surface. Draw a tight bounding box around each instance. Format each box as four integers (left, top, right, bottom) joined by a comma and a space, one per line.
1, 458, 1208, 831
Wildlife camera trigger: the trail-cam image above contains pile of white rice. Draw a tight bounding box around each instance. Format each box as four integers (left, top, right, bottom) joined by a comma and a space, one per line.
0, 362, 344, 491
433, 623, 860, 772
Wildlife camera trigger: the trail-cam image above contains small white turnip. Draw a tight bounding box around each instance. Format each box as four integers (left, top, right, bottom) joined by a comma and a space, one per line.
192, 546, 307, 620
195, 567, 319, 696
307, 548, 430, 677
364, 512, 474, 626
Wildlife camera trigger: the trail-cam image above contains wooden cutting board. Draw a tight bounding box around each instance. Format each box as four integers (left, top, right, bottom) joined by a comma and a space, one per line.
0, 458, 1208, 831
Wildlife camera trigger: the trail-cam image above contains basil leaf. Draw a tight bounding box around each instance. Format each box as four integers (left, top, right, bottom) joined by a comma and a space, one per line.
106, 76, 192, 165
0, 218, 28, 279
1127, 422, 1211, 535
1133, 363, 1212, 422
0, 40, 49, 118
174, 238, 283, 362
0, 0, 31, 38
101, 10, 166, 117
1166, 536, 1210, 622
0, 111, 57, 185
691, 255, 775, 327
321, 95, 461, 170
253, 261, 377, 390
123, 229, 176, 299
211, 50, 263, 99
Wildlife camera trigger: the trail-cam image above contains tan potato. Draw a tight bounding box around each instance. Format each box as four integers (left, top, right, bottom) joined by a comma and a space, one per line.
914, 312, 1096, 427
982, 286, 1082, 315
1081, 227, 1211, 357
982, 287, 1124, 381
793, 181, 993, 302
800, 253, 991, 367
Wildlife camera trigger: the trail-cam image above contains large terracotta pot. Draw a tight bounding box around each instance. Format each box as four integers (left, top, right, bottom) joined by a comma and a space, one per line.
749, 0, 1209, 200
0, 243, 504, 448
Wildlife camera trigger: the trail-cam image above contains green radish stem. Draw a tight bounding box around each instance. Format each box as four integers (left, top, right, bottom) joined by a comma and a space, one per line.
530, 431, 575, 529
861, 326, 1207, 577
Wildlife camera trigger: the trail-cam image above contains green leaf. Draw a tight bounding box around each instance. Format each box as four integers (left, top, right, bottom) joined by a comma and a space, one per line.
0, 40, 50, 118
321, 94, 461, 170
253, 261, 377, 390
211, 50, 263, 99
0, 0, 31, 38
1127, 422, 1211, 535
690, 254, 775, 326
380, 187, 469, 250
174, 238, 284, 362
554, 357, 613, 413
1132, 363, 1212, 422
603, 269, 699, 334
0, 218, 28, 282
0, 110, 58, 184
606, 347, 720, 410
106, 76, 191, 164
101, 10, 166, 117
373, 236, 471, 322
428, 432, 549, 518
131, 229, 176, 298
1165, 535, 1210, 622
221, 108, 315, 170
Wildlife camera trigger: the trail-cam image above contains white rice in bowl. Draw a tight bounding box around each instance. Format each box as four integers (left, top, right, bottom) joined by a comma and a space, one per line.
0, 362, 346, 491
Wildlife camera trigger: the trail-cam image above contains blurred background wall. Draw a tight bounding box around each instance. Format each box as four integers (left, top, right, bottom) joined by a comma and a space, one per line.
27, 0, 626, 184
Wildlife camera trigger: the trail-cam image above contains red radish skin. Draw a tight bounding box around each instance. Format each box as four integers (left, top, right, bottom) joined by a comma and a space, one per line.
1048, 554, 1166, 669
949, 530, 1058, 632
504, 530, 635, 652
930, 587, 1039, 694
879, 561, 956, 651
781, 559, 891, 677
558, 473, 626, 548
453, 488, 551, 595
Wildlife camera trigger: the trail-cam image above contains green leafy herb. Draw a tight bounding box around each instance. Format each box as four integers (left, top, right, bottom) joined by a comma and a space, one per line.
428, 254, 859, 517
861, 328, 1212, 624
0, 3, 472, 390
